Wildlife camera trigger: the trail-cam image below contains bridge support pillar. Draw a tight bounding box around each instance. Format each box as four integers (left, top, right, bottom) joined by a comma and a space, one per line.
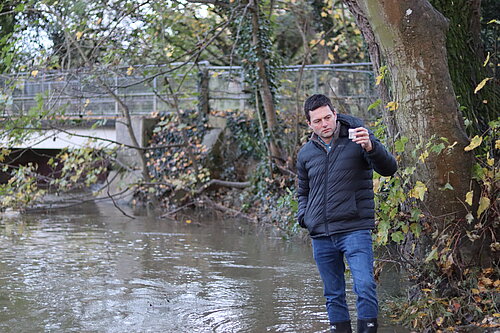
103, 116, 156, 204
115, 116, 156, 170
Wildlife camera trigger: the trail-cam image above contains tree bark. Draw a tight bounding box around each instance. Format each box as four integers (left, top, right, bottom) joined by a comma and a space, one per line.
344, 0, 473, 218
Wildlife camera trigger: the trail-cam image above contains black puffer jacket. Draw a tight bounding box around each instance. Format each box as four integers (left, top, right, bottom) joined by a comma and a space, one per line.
296, 114, 397, 238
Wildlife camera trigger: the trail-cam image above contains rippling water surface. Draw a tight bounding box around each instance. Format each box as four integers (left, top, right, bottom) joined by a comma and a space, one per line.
0, 203, 408, 332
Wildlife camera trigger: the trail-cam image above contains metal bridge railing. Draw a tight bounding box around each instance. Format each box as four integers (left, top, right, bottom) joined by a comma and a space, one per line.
1, 62, 378, 119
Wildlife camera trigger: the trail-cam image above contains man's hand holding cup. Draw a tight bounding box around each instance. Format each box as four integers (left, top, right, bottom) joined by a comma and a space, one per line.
348, 127, 373, 152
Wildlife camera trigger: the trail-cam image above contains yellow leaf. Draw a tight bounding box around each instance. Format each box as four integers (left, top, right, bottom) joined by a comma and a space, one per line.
474, 77, 491, 94
385, 101, 398, 111
419, 150, 429, 163
96, 17, 103, 25
410, 181, 427, 201
436, 317, 444, 326
464, 135, 482, 151
477, 196, 490, 217
375, 74, 383, 86
496, 139, 500, 150
127, 66, 134, 75
185, 219, 192, 224
487, 152, 494, 166
465, 191, 473, 206
328, 53, 334, 61
76, 31, 84, 40
31, 70, 39, 77
0, 148, 10, 158
319, 40, 325, 46
323, 59, 331, 65
321, 11, 328, 17
422, 288, 432, 292
471, 288, 480, 294
483, 52, 490, 67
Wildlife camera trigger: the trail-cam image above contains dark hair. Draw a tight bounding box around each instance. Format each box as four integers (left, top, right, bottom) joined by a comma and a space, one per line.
303, 94, 335, 122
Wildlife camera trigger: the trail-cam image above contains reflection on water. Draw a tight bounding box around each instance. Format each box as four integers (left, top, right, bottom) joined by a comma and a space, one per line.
0, 203, 408, 332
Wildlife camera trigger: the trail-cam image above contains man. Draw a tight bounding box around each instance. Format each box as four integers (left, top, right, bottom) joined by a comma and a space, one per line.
296, 94, 397, 333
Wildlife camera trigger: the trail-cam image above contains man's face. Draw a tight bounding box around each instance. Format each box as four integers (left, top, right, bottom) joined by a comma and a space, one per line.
307, 105, 337, 142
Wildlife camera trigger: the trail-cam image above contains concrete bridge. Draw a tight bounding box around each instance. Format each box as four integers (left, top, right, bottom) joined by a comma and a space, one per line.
1, 61, 375, 149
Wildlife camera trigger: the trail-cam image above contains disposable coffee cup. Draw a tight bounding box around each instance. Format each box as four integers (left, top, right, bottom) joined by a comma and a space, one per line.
348, 129, 356, 140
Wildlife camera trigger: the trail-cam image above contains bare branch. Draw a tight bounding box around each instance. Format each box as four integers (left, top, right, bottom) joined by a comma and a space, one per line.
199, 195, 257, 222
195, 179, 250, 194
106, 172, 136, 219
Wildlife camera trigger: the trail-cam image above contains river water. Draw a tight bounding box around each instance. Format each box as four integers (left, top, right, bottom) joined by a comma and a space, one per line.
0, 203, 409, 332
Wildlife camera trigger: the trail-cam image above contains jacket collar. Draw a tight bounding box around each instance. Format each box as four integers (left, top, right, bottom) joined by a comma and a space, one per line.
310, 120, 342, 147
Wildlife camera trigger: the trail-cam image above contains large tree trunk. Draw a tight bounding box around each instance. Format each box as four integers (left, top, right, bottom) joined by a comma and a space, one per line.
344, 0, 473, 219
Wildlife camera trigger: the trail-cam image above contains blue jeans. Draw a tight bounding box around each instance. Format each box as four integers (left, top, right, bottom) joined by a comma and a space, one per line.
312, 229, 378, 323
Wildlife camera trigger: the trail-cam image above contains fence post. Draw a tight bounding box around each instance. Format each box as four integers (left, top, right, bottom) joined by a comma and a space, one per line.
198, 67, 210, 115
114, 75, 119, 116
314, 70, 318, 92
153, 76, 157, 113
239, 69, 245, 111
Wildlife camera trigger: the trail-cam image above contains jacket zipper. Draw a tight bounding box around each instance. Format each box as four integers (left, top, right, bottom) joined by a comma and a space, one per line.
323, 151, 329, 235
322, 141, 345, 235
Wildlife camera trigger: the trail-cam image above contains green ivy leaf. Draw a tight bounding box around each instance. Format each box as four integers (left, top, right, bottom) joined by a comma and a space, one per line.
430, 143, 445, 154
410, 223, 422, 238
395, 136, 408, 153
410, 208, 421, 221
472, 163, 485, 180
391, 231, 405, 243
367, 99, 381, 111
